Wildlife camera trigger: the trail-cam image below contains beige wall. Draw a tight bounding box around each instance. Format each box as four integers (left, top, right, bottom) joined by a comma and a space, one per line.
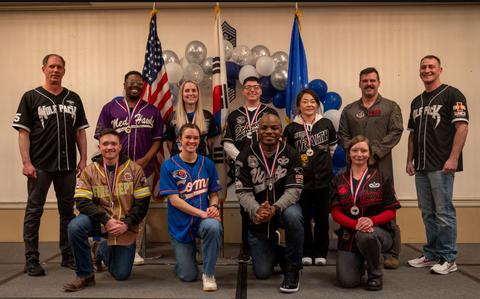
1, 3, 479, 242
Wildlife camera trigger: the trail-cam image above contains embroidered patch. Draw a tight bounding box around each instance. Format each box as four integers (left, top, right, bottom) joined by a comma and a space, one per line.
277, 157, 289, 166
173, 169, 187, 180
124, 172, 132, 181
355, 111, 366, 119
338, 185, 348, 195
247, 155, 259, 168
369, 182, 380, 188
236, 116, 246, 124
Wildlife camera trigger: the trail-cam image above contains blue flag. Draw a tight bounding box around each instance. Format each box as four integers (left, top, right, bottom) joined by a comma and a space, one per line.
285, 13, 309, 120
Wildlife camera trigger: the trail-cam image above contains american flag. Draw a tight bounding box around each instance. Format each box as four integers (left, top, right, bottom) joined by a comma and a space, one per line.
140, 9, 172, 199
141, 9, 172, 123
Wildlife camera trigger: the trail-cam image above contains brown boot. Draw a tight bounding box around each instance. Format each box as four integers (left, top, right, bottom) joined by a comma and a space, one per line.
63, 275, 95, 292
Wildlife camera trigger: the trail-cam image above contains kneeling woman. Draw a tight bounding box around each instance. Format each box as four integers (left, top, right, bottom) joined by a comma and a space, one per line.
159, 123, 223, 292
330, 135, 401, 291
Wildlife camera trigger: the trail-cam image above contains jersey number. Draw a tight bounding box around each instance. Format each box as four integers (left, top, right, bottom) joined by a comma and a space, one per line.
14, 113, 21, 122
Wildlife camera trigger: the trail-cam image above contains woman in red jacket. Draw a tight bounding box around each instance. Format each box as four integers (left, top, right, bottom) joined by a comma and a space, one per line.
330, 135, 401, 291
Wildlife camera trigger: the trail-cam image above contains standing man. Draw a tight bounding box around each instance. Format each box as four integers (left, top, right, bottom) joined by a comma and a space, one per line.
64, 129, 151, 292
406, 55, 469, 275
235, 113, 304, 293
95, 70, 162, 265
338, 67, 404, 269
223, 76, 279, 262
12, 54, 89, 276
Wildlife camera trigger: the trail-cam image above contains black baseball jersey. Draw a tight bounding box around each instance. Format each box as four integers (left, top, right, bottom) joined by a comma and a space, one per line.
235, 142, 303, 239
283, 115, 337, 189
222, 104, 279, 152
12, 87, 89, 172
407, 84, 469, 171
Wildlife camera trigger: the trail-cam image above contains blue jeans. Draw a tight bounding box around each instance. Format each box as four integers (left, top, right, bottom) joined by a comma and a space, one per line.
415, 170, 457, 261
248, 204, 304, 279
171, 218, 223, 282
68, 213, 136, 280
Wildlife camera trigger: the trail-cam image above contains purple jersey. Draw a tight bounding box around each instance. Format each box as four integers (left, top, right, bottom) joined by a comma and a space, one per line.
95, 96, 163, 177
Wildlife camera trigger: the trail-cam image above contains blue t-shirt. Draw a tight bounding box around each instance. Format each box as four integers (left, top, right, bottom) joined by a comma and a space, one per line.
159, 154, 221, 242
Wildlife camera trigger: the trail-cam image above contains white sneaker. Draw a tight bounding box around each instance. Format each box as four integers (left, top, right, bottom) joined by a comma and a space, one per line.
202, 273, 217, 291
302, 257, 312, 266
407, 255, 437, 268
430, 260, 458, 275
134, 252, 144, 266
314, 257, 327, 266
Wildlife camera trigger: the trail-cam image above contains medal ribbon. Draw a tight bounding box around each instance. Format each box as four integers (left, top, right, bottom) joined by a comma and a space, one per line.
350, 167, 369, 208
244, 105, 261, 133
300, 116, 313, 150
103, 161, 119, 198
259, 143, 280, 183
123, 98, 142, 128
185, 111, 196, 124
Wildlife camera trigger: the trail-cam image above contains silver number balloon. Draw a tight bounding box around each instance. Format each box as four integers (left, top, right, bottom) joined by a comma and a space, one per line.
272, 51, 289, 71
201, 57, 214, 75
270, 66, 288, 91
185, 40, 207, 65
162, 50, 179, 64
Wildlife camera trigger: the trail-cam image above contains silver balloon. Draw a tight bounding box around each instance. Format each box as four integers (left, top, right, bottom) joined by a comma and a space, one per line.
224, 40, 233, 61
231, 45, 252, 66
201, 57, 214, 75
185, 40, 207, 65
200, 75, 212, 95
270, 67, 288, 91
272, 51, 289, 71
162, 50, 179, 64
251, 45, 271, 62
183, 63, 204, 83
179, 57, 190, 70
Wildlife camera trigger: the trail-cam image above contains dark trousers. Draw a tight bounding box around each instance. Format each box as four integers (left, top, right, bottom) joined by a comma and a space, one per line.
240, 208, 249, 254
24, 169, 76, 262
299, 187, 330, 258
385, 220, 401, 259
336, 226, 393, 288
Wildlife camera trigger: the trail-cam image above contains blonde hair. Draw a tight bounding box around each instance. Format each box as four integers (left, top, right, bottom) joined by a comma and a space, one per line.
174, 80, 207, 134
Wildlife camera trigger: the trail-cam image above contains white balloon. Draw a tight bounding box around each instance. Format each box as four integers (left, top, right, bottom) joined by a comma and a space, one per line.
183, 63, 204, 83
272, 51, 289, 70
180, 57, 190, 70
323, 109, 342, 131
231, 45, 252, 66
185, 40, 207, 65
166, 63, 183, 84
238, 65, 259, 85
256, 56, 275, 77
162, 50, 179, 64
224, 40, 233, 60
200, 75, 212, 95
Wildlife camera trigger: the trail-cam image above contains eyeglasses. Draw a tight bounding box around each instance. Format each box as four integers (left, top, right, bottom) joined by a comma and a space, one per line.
243, 85, 261, 91
126, 80, 144, 86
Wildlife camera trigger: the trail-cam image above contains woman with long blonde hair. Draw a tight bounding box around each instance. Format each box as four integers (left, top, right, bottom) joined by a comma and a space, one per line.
164, 80, 218, 157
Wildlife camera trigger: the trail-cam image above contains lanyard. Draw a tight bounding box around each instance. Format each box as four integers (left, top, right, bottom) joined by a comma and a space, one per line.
186, 111, 196, 124
259, 143, 280, 181
123, 98, 142, 125
349, 167, 369, 207
103, 161, 119, 197
300, 116, 313, 149
244, 105, 261, 132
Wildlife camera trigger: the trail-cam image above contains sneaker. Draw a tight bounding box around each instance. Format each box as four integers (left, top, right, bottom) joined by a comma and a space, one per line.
202, 273, 217, 291
63, 275, 95, 292
302, 257, 312, 266
384, 257, 400, 269
430, 259, 458, 275
238, 246, 251, 263
280, 270, 300, 293
366, 277, 383, 291
407, 255, 437, 268
134, 252, 145, 266
314, 257, 327, 266
24, 261, 46, 276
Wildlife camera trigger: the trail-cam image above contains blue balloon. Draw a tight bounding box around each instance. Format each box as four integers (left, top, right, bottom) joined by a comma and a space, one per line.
260, 76, 275, 104
308, 79, 328, 101
226, 62, 240, 85
332, 145, 347, 169
273, 90, 286, 109
323, 91, 342, 112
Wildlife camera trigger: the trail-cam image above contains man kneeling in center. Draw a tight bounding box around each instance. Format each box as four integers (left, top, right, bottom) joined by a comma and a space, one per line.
63, 128, 151, 292
235, 113, 304, 293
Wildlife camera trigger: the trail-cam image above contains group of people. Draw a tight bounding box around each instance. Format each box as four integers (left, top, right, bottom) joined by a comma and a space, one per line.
12, 53, 469, 293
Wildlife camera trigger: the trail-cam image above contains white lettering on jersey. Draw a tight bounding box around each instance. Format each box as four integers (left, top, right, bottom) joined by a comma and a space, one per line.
412, 105, 442, 128
37, 104, 77, 128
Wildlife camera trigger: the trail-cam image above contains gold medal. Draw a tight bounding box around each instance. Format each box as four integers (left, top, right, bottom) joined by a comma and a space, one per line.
125, 126, 131, 134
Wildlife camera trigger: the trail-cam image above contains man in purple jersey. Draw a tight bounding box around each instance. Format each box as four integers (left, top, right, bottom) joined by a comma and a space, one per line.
95, 71, 162, 264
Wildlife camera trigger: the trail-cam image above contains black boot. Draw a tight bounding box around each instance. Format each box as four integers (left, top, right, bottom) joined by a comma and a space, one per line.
367, 277, 383, 291
280, 263, 301, 293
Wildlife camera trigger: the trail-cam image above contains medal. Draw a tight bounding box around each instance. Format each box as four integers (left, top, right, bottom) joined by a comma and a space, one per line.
306, 148, 314, 156
103, 161, 119, 199
259, 143, 280, 192
349, 168, 369, 217
350, 206, 359, 215
125, 126, 131, 134
244, 105, 261, 141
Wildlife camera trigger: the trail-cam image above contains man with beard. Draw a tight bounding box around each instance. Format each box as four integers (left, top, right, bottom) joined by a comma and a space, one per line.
338, 67, 404, 269
95, 71, 162, 265
235, 113, 304, 293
